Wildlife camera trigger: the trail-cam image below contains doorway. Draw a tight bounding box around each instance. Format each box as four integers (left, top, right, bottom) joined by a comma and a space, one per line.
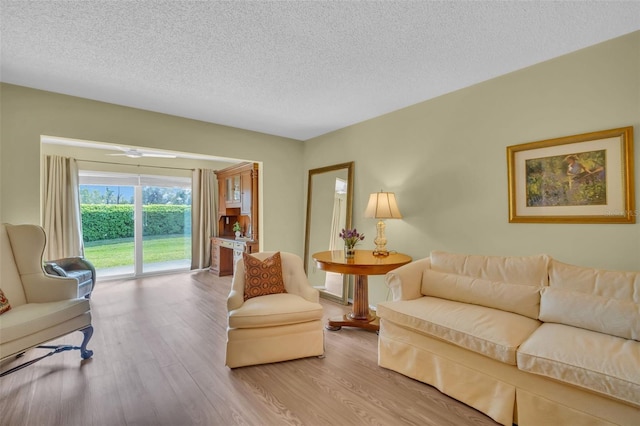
79, 171, 191, 279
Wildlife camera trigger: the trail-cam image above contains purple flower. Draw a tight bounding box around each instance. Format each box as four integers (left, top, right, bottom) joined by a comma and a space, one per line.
340, 228, 365, 248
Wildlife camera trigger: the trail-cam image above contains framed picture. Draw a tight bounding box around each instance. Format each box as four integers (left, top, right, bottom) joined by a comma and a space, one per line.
507, 127, 635, 223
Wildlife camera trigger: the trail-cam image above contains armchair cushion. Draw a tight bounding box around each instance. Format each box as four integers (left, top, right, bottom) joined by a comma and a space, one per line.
243, 252, 287, 301
229, 293, 323, 328
1, 298, 90, 342
0, 289, 11, 315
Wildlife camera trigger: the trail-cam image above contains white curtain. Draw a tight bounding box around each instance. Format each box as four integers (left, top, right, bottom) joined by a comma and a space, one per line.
42, 155, 84, 260
191, 168, 216, 269
328, 196, 342, 250
325, 195, 344, 294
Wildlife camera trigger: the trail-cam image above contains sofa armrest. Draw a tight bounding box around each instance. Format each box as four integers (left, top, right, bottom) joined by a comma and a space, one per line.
23, 274, 78, 302
385, 257, 431, 301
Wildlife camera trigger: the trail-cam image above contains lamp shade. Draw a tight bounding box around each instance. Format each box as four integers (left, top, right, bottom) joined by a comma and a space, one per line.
364, 192, 402, 219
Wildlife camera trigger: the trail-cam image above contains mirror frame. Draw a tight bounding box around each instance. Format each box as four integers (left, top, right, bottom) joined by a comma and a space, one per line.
303, 161, 354, 305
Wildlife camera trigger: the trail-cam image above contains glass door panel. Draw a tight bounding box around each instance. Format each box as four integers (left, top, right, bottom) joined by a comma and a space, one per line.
80, 184, 135, 279
141, 185, 192, 274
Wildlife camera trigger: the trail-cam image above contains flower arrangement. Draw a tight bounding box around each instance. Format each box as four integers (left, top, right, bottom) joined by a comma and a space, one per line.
339, 228, 365, 249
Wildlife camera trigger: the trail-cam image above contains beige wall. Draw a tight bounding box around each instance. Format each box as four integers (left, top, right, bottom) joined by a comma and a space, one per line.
303, 31, 640, 307
0, 84, 305, 254
2, 32, 638, 309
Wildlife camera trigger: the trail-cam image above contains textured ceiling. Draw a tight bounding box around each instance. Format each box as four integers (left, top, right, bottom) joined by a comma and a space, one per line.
1, 1, 639, 141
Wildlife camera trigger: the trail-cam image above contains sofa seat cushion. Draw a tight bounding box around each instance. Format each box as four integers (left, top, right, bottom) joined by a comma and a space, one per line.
228, 293, 323, 329
0, 298, 90, 342
518, 323, 640, 406
377, 297, 541, 365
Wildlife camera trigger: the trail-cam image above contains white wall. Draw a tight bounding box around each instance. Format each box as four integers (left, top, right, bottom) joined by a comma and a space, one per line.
0, 84, 306, 255
303, 31, 640, 307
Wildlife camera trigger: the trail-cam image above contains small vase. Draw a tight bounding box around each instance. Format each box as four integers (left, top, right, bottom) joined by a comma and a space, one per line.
344, 246, 356, 258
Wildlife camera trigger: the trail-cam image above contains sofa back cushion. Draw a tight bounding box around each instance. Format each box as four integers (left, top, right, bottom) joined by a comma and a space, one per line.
421, 269, 541, 319
539, 287, 640, 341
0, 224, 27, 307
543, 260, 640, 340
430, 251, 550, 287
549, 260, 640, 303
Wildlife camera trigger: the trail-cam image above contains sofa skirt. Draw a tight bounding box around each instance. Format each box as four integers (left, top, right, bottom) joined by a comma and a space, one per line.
378, 319, 640, 426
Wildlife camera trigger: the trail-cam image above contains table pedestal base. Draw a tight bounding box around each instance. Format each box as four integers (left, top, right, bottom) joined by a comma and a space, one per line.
326, 314, 379, 332
326, 274, 379, 332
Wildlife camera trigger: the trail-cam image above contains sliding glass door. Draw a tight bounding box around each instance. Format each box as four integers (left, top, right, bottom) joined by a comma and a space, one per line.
79, 171, 191, 279
140, 180, 191, 274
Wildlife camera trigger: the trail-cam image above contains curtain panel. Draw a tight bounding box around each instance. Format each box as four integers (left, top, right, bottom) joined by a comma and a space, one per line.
42, 155, 84, 260
191, 168, 217, 269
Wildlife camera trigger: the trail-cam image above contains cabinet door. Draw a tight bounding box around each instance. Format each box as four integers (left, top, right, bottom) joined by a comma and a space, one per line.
226, 175, 241, 206
217, 180, 226, 216
210, 239, 220, 274
240, 170, 252, 215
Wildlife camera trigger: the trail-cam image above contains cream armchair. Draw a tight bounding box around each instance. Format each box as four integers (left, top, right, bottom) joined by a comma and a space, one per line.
226, 251, 324, 368
0, 224, 93, 376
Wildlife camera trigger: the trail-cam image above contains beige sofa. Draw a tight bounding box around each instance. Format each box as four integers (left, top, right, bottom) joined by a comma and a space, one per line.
377, 251, 640, 426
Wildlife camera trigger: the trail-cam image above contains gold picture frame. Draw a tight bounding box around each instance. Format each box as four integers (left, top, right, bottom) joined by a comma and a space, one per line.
507, 126, 635, 223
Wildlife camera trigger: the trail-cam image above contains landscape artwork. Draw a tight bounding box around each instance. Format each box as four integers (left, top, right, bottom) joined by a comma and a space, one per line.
525, 149, 606, 207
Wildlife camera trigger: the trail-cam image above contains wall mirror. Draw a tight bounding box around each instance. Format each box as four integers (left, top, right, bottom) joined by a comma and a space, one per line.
304, 162, 354, 305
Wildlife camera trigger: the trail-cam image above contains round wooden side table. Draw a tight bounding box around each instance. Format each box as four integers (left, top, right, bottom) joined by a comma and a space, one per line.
312, 250, 412, 332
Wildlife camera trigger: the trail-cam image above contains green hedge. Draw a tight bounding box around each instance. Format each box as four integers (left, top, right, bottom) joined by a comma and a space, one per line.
81, 204, 191, 242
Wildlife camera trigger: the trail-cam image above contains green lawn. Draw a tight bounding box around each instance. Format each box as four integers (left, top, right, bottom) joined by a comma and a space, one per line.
84, 235, 190, 269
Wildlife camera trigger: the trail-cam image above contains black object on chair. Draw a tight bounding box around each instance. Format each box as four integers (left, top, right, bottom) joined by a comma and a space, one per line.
44, 257, 96, 298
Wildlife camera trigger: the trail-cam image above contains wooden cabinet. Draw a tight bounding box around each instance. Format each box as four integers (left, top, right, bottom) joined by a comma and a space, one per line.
214, 162, 259, 242
211, 162, 259, 276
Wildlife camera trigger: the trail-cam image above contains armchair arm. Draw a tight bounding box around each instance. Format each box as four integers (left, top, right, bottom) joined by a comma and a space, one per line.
45, 257, 96, 279
385, 257, 431, 301
23, 274, 79, 302
227, 265, 246, 311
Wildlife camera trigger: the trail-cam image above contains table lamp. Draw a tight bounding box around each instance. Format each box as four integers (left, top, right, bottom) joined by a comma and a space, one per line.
364, 191, 402, 256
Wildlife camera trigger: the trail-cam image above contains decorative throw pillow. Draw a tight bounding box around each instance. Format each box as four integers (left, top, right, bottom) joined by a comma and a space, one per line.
0, 288, 11, 315
243, 252, 287, 301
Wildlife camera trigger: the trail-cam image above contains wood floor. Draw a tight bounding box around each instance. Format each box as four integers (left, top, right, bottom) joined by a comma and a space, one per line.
0, 271, 499, 426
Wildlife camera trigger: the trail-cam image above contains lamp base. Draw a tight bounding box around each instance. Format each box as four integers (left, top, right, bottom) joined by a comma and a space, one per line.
373, 220, 389, 257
